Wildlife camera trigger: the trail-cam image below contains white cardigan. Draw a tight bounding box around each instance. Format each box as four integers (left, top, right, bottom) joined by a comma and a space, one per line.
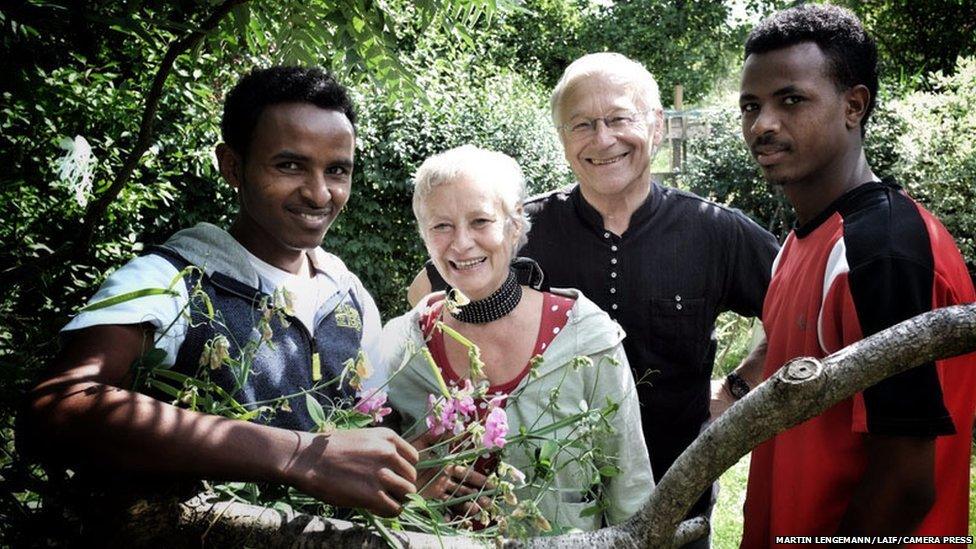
379, 288, 654, 532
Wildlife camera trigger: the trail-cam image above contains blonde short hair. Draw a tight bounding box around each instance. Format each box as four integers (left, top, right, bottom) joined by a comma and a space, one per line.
412, 145, 531, 249
550, 52, 663, 125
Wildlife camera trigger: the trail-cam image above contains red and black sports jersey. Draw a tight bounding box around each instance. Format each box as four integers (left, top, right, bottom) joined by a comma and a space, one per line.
742, 179, 976, 548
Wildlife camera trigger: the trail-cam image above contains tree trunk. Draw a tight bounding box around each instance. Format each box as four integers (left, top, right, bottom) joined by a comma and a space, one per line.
118, 303, 976, 548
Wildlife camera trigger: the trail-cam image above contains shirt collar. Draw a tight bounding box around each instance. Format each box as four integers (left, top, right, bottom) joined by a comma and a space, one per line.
570, 179, 660, 237
793, 178, 896, 238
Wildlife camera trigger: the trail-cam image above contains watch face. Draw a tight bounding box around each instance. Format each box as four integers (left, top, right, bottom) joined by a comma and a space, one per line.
728, 373, 750, 399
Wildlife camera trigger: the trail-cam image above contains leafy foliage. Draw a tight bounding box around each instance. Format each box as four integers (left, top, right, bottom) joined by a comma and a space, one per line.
482, 0, 771, 104
835, 0, 976, 81
675, 108, 793, 239
881, 56, 976, 274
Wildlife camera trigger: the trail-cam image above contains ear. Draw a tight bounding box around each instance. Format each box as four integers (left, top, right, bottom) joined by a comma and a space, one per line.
650, 108, 666, 147
215, 143, 244, 190
511, 205, 525, 242
844, 85, 871, 130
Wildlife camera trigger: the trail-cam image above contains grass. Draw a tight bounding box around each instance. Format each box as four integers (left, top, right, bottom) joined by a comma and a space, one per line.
712, 454, 750, 549
710, 443, 976, 548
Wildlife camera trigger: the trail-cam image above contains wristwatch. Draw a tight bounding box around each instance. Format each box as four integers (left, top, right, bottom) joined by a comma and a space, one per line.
726, 372, 752, 400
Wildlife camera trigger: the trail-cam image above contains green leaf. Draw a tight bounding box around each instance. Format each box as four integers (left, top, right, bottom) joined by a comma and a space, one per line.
135, 348, 168, 370
578, 504, 604, 518
148, 379, 182, 399
306, 394, 327, 428
539, 439, 558, 463
81, 287, 179, 312
599, 465, 621, 478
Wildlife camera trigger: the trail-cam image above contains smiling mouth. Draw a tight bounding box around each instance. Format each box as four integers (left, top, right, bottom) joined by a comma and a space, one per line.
450, 257, 486, 270
587, 152, 628, 166
289, 208, 333, 225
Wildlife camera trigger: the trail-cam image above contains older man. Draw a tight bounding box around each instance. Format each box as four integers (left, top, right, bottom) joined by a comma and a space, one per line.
413, 53, 779, 532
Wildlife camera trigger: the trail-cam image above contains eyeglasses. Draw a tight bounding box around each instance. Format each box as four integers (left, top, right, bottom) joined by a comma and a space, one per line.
557, 111, 647, 140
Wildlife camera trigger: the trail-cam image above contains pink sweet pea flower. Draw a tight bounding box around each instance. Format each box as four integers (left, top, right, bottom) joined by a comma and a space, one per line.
425, 394, 448, 435
354, 390, 392, 424
453, 379, 477, 418
482, 406, 508, 450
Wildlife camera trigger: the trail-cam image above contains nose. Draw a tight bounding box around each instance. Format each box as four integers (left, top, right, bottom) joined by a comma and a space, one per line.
591, 119, 616, 146
301, 172, 332, 207
749, 106, 780, 137
451, 225, 474, 252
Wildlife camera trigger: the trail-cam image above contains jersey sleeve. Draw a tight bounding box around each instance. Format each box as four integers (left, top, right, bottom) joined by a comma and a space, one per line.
843, 255, 954, 436
61, 253, 190, 367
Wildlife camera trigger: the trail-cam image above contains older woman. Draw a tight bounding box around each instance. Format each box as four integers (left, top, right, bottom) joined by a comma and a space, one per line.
381, 145, 653, 532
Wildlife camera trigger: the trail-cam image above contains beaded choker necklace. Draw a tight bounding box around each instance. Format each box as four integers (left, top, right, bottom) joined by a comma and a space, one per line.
449, 270, 522, 324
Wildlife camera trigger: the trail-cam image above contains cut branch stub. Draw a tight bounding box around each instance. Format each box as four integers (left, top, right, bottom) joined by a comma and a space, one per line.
781, 357, 821, 383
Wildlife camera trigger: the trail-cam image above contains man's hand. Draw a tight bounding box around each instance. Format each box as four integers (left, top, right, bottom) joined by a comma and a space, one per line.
709, 378, 736, 420
419, 464, 492, 517
407, 269, 432, 308
286, 428, 419, 517
709, 333, 768, 422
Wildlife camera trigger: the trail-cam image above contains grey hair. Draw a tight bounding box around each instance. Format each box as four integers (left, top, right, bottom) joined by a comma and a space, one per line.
412, 145, 532, 249
550, 52, 663, 125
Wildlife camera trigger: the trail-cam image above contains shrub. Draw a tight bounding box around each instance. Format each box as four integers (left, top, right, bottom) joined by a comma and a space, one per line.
674, 108, 793, 240
882, 56, 976, 274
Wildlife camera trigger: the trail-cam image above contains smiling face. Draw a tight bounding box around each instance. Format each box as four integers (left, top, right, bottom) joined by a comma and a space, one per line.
556, 75, 663, 205
739, 42, 855, 188
220, 102, 355, 273
420, 175, 521, 302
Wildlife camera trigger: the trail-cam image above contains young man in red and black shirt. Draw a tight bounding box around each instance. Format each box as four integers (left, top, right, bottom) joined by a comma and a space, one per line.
730, 5, 976, 546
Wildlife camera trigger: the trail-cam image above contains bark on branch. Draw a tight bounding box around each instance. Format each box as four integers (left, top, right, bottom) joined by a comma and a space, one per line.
118, 304, 976, 548
0, 0, 249, 289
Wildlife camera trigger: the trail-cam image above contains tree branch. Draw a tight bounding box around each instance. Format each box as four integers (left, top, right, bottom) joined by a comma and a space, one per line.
112, 304, 976, 548
0, 0, 249, 289
634, 302, 976, 547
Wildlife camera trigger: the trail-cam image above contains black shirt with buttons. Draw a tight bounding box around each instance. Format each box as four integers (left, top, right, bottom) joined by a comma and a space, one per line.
520, 182, 778, 481
426, 182, 779, 503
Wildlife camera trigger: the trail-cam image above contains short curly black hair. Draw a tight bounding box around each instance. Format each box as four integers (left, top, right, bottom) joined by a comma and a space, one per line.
745, 4, 879, 133
221, 66, 356, 157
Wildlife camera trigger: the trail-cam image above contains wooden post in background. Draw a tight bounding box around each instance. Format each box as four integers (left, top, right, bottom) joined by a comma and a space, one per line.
671, 84, 684, 173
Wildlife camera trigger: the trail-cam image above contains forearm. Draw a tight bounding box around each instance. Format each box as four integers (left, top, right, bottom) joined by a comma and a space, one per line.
730, 330, 767, 388
26, 325, 417, 516
711, 331, 767, 419
27, 372, 304, 486
835, 435, 935, 537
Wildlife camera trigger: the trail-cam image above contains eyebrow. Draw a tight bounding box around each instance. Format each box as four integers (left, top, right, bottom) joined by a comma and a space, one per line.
270, 150, 309, 162
568, 107, 634, 119
772, 85, 803, 97
328, 158, 355, 170
271, 150, 354, 169
739, 85, 804, 103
